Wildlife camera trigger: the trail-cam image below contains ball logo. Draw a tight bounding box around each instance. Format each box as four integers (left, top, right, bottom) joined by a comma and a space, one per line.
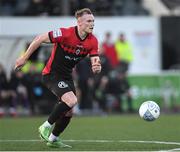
148, 103, 156, 110
143, 110, 155, 121
58, 81, 68, 88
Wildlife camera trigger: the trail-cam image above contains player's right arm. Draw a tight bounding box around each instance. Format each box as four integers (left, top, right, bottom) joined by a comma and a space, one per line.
14, 32, 50, 71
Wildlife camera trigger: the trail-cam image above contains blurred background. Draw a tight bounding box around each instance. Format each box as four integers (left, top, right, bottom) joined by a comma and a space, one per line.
0, 0, 180, 117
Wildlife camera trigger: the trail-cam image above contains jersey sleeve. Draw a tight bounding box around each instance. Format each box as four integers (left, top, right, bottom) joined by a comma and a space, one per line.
48, 28, 64, 43
89, 37, 99, 57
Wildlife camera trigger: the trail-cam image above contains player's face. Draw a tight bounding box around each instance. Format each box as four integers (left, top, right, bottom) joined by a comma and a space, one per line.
78, 14, 94, 34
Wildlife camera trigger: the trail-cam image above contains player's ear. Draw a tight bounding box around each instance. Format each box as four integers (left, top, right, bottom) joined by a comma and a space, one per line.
77, 17, 82, 26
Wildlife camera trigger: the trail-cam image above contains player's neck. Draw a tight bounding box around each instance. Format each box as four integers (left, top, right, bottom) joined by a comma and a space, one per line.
77, 27, 88, 40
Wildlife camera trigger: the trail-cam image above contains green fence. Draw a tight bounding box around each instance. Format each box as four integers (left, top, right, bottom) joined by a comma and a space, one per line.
124, 73, 180, 111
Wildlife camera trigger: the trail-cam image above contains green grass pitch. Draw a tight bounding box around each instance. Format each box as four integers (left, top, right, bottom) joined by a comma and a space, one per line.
0, 114, 180, 151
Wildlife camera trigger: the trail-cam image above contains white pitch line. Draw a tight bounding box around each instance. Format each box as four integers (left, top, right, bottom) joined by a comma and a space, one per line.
167, 148, 180, 151
0, 139, 40, 142
118, 140, 180, 146
64, 139, 180, 146
0, 139, 180, 146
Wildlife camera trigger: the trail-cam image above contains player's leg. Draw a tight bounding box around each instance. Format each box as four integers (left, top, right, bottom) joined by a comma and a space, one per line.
51, 109, 73, 137
39, 100, 72, 141
39, 76, 77, 143
47, 109, 73, 148
39, 91, 77, 142
46, 92, 76, 148
47, 80, 76, 148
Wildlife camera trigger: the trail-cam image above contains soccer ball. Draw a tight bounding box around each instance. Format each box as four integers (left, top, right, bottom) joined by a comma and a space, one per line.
139, 101, 160, 121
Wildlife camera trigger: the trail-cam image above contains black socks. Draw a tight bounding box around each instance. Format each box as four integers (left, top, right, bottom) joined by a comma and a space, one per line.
48, 102, 71, 125
52, 116, 72, 136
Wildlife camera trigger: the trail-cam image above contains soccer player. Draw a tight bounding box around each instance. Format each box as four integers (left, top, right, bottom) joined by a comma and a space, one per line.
14, 8, 101, 148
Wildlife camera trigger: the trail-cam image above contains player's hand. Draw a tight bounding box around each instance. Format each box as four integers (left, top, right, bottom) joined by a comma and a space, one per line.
92, 63, 101, 74
14, 56, 27, 71
91, 56, 101, 74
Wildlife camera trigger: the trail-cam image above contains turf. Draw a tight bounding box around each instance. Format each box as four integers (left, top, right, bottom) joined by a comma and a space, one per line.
0, 114, 180, 151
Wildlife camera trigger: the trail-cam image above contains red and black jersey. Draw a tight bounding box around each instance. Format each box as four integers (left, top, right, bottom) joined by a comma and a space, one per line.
42, 26, 99, 80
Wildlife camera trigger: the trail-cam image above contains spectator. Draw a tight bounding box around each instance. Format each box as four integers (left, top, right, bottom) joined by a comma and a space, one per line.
115, 33, 133, 74
0, 64, 9, 117
101, 32, 119, 69
9, 71, 30, 116
24, 0, 49, 16
0, 64, 17, 117
94, 46, 112, 112
105, 70, 133, 113
25, 65, 49, 115
0, 0, 16, 15
76, 58, 93, 110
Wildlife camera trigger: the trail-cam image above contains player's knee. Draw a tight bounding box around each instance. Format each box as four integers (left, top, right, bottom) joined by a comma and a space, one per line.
67, 96, 77, 107
61, 92, 78, 108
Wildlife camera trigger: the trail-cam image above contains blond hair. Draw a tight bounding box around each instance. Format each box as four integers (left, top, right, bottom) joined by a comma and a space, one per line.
75, 8, 92, 19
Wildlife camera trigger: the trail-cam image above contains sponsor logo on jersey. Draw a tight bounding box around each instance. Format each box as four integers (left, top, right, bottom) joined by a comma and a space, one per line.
58, 81, 68, 88
76, 45, 83, 48
65, 55, 82, 61
75, 49, 80, 55
53, 29, 62, 38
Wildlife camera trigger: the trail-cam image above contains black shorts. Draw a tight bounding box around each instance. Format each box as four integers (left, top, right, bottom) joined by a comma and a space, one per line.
42, 74, 76, 99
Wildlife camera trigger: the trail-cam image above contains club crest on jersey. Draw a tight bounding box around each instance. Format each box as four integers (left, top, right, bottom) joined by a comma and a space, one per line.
58, 81, 68, 88
53, 29, 62, 38
75, 49, 80, 55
